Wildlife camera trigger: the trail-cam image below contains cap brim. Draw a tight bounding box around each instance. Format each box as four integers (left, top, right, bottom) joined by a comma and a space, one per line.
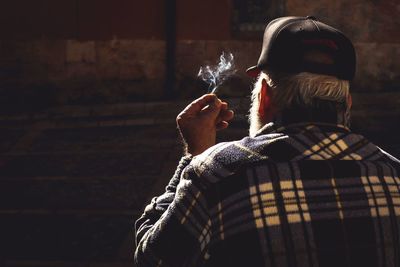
246, 66, 261, 78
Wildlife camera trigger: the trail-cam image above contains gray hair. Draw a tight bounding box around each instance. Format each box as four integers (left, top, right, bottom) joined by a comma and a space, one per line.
249, 71, 351, 137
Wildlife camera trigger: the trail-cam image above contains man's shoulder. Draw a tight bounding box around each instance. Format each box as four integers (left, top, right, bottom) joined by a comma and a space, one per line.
376, 146, 400, 166
189, 133, 287, 182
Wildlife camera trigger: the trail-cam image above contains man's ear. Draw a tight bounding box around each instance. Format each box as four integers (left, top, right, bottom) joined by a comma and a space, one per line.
258, 79, 273, 121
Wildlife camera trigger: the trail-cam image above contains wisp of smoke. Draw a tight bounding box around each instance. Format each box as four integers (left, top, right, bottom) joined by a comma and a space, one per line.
197, 52, 237, 94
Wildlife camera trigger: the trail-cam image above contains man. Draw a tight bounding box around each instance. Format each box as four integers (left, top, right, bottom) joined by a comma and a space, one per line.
135, 16, 400, 267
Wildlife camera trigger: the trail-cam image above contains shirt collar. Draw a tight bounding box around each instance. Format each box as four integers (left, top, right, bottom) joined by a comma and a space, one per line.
254, 121, 350, 137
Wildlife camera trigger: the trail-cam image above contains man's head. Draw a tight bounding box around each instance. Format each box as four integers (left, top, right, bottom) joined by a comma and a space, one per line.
247, 16, 356, 137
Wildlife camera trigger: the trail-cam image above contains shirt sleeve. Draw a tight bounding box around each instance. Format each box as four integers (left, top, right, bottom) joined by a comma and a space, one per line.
135, 155, 193, 245
134, 161, 212, 267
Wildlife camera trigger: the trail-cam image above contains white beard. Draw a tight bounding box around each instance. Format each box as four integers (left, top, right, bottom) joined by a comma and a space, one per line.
248, 102, 264, 138
249, 72, 269, 138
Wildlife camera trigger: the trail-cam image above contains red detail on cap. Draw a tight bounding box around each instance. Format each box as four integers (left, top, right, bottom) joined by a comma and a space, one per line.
302, 39, 338, 50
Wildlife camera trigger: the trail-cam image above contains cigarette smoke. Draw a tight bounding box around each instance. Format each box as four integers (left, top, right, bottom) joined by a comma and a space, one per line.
197, 52, 237, 94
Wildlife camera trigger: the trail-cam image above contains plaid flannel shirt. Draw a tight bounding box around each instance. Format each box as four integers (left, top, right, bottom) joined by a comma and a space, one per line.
135, 120, 400, 267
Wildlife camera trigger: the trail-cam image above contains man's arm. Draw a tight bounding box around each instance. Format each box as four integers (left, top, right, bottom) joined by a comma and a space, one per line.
134, 155, 192, 244
134, 164, 211, 267
134, 94, 234, 266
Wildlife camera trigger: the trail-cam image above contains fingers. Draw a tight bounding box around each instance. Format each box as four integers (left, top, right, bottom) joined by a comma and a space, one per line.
177, 94, 220, 123
216, 108, 234, 131
177, 94, 234, 133
216, 121, 229, 131
190, 94, 220, 113
202, 97, 222, 114
218, 108, 234, 122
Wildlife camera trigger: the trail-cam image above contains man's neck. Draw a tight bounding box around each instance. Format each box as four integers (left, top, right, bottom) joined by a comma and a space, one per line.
273, 99, 348, 128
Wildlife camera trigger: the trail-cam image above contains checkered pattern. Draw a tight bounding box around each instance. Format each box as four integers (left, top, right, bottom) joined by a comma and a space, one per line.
135, 122, 400, 267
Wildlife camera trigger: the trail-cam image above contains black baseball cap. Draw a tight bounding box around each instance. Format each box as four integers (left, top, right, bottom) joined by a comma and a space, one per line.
246, 16, 356, 80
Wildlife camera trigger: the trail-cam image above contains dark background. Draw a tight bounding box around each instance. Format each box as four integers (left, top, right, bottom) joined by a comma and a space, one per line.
0, 0, 399, 266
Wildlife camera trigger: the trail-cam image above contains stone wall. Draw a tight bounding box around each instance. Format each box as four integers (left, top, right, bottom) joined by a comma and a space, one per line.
1, 38, 399, 113
0, 40, 167, 113
0, 0, 399, 110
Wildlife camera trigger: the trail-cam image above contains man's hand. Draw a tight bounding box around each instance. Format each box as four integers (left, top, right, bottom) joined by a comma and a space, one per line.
176, 94, 234, 156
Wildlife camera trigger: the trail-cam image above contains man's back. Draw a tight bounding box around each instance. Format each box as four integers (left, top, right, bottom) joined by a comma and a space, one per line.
135, 16, 399, 267
135, 122, 400, 266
